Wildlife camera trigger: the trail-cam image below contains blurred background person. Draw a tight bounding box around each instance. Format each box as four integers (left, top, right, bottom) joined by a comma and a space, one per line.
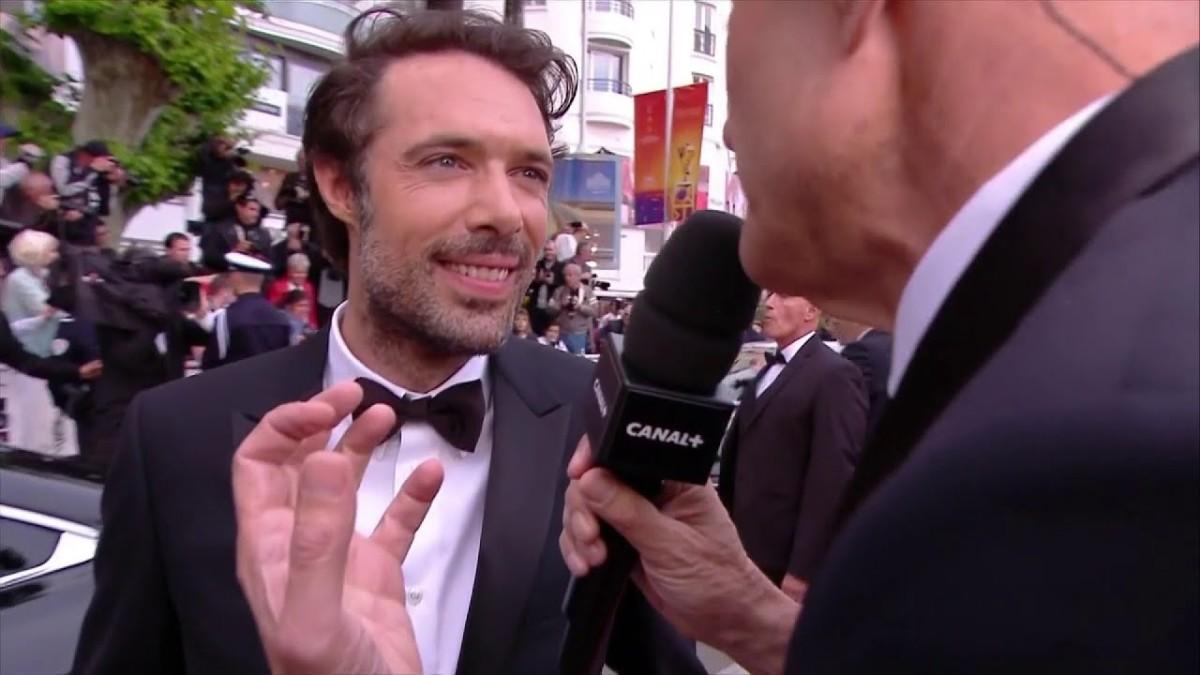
512, 307, 535, 340
0, 168, 58, 241
718, 292, 867, 603
548, 261, 597, 354
2, 229, 66, 453
525, 238, 560, 336
265, 252, 317, 328
827, 316, 892, 434
202, 168, 254, 226
50, 140, 125, 219
200, 252, 290, 370
273, 149, 312, 226
270, 221, 323, 281
539, 323, 567, 352
201, 195, 271, 270
198, 136, 248, 224
278, 288, 316, 345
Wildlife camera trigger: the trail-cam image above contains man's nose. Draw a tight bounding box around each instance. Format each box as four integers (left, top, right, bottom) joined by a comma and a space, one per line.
466, 167, 523, 237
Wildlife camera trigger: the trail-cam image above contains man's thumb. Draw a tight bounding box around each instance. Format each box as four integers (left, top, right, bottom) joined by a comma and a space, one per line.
578, 468, 667, 550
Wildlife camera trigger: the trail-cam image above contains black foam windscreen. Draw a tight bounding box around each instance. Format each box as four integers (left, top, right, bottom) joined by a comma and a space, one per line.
622, 210, 760, 394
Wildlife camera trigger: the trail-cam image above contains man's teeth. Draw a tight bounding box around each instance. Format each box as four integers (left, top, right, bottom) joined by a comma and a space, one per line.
448, 263, 510, 281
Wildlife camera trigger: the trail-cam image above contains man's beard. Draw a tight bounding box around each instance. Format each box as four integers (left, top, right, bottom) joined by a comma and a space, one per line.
359, 212, 535, 358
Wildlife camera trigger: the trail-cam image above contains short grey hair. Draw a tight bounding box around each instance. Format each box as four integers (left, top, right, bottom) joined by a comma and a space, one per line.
8, 230, 58, 269
287, 252, 311, 271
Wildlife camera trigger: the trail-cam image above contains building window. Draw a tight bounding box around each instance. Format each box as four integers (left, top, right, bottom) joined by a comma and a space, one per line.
247, 52, 285, 91
588, 48, 631, 95
285, 58, 328, 137
694, 3, 716, 56
524, 0, 547, 6
589, 0, 634, 18
705, 104, 714, 127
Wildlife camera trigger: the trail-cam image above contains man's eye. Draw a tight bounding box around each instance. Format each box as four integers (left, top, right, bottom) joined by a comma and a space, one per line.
427, 155, 462, 170
519, 168, 549, 183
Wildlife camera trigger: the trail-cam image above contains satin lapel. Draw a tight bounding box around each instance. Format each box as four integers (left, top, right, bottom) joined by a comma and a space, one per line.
741, 337, 821, 431
842, 47, 1200, 519
456, 347, 571, 673
231, 327, 330, 448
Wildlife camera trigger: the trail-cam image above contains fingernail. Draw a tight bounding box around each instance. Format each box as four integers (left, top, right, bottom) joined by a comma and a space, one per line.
579, 473, 615, 505
302, 464, 345, 498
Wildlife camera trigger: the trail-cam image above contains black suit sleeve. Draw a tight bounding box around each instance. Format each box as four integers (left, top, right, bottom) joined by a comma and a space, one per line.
839, 341, 872, 384
72, 396, 184, 673
789, 363, 867, 580
200, 228, 232, 271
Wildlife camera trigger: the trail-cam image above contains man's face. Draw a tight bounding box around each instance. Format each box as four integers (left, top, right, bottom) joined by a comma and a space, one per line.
236, 200, 261, 226
326, 51, 552, 356
542, 240, 556, 260
290, 299, 311, 321
168, 239, 192, 263
726, 2, 901, 299
563, 264, 582, 290
288, 267, 308, 286
544, 325, 559, 343
761, 292, 817, 343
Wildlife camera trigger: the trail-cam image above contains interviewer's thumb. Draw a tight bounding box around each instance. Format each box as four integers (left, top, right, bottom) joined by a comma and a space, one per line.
578, 468, 670, 550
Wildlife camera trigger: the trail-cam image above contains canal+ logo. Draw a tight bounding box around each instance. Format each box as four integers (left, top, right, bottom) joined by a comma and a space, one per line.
624, 423, 704, 449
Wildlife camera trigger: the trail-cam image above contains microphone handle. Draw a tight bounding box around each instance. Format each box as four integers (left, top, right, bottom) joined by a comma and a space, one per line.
559, 475, 661, 675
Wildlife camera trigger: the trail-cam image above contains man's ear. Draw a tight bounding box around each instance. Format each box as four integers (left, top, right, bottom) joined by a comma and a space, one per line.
312, 155, 359, 229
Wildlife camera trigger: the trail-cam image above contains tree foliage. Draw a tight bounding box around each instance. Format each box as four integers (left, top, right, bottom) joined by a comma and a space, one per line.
9, 0, 268, 234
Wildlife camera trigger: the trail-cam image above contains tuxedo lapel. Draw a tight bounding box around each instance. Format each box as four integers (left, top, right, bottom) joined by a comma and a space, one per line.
457, 341, 573, 673
741, 337, 820, 431
842, 47, 1200, 518
231, 328, 329, 448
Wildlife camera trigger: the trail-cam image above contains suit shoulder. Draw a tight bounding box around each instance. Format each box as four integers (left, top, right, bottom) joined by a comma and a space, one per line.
137, 342, 311, 415
500, 337, 593, 387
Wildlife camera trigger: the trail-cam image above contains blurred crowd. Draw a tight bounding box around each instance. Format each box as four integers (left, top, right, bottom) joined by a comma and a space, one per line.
0, 123, 342, 471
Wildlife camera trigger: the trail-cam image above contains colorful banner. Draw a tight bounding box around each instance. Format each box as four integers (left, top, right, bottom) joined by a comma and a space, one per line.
633, 89, 667, 225
633, 82, 709, 225
666, 82, 707, 223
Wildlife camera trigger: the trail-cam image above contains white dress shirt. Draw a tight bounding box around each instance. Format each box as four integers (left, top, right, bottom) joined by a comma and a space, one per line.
888, 97, 1112, 395
756, 332, 814, 399
324, 304, 492, 675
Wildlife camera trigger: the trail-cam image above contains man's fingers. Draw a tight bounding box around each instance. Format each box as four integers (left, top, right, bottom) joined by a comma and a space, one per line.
235, 381, 363, 465
335, 403, 395, 488
576, 467, 673, 555
566, 436, 594, 480
278, 452, 356, 648
370, 459, 444, 562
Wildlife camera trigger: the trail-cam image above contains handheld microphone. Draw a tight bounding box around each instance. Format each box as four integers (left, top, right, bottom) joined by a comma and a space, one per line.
558, 211, 760, 675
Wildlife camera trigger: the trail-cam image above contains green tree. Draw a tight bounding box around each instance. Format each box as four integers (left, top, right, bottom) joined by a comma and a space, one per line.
7, 0, 268, 239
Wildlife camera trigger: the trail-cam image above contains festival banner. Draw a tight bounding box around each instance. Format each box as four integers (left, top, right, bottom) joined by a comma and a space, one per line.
633, 89, 668, 225
666, 82, 707, 222
633, 83, 709, 225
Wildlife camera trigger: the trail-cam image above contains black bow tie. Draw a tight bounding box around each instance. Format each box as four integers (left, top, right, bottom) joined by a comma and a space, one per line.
352, 377, 486, 453
766, 350, 788, 367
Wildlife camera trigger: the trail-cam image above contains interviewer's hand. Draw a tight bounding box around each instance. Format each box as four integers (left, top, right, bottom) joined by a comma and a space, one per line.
233, 381, 440, 675
560, 439, 800, 675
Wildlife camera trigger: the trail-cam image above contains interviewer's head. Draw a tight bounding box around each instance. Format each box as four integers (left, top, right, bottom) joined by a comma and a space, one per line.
725, 0, 1198, 328
304, 8, 577, 360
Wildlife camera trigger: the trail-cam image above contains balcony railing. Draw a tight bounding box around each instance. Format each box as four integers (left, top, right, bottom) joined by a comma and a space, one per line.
588, 78, 633, 96
589, 0, 634, 19
693, 29, 716, 56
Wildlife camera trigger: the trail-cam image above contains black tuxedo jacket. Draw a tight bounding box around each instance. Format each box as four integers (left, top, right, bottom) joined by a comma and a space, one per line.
72, 332, 703, 674
837, 330, 892, 434
787, 48, 1199, 674
718, 337, 868, 583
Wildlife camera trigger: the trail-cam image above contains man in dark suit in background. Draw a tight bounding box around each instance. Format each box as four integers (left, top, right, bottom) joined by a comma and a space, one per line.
73, 9, 701, 675
559, 3, 1197, 675
719, 292, 866, 603
826, 316, 891, 433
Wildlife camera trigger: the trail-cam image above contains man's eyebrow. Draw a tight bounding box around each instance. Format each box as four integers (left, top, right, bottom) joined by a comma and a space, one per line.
401, 134, 553, 167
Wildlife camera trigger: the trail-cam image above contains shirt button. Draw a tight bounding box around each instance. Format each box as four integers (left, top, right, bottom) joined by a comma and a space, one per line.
407, 587, 423, 606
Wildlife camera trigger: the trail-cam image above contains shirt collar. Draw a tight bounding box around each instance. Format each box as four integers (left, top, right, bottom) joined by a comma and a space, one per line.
777, 331, 815, 362
888, 96, 1112, 396
325, 303, 490, 403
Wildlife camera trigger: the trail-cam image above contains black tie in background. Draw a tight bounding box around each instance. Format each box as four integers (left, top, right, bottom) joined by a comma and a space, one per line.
765, 350, 788, 367
352, 376, 485, 453
559, 211, 760, 675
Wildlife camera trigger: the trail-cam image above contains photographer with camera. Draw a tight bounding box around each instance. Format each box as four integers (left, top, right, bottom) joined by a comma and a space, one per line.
273, 149, 312, 226
547, 261, 598, 355
201, 195, 272, 271
198, 136, 249, 222
50, 140, 124, 220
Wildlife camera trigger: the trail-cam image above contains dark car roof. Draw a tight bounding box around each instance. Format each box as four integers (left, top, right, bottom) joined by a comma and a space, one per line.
0, 447, 103, 530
